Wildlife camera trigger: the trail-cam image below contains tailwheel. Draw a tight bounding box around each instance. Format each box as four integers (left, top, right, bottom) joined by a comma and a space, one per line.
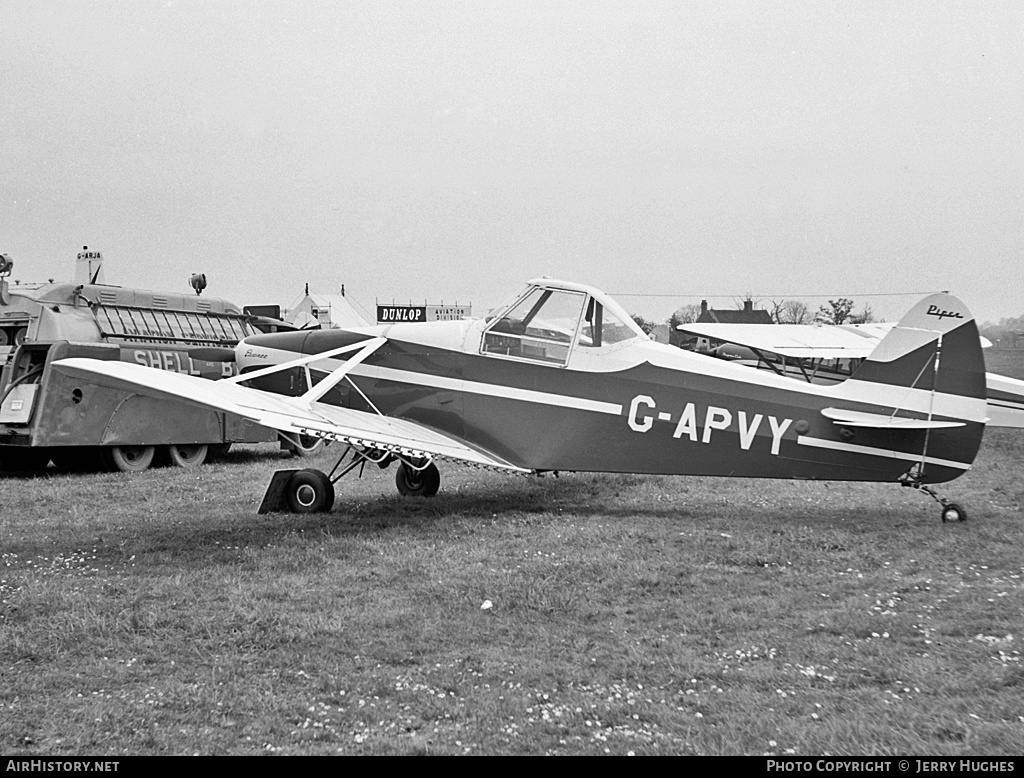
395, 461, 440, 497
285, 468, 335, 513
941, 503, 967, 523
899, 470, 968, 525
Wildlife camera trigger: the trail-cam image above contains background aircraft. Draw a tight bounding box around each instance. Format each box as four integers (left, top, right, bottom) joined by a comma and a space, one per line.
675, 321, 1024, 428
55, 279, 991, 523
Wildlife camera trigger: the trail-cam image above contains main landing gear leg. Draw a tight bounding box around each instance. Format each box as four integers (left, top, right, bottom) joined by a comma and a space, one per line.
899, 470, 967, 524
258, 444, 440, 514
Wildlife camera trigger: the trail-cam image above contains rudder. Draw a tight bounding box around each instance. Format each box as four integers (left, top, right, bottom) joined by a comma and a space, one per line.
849, 293, 987, 402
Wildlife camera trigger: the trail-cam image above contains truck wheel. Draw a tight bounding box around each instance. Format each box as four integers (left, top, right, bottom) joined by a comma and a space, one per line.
167, 443, 208, 468
285, 469, 335, 513
108, 445, 155, 473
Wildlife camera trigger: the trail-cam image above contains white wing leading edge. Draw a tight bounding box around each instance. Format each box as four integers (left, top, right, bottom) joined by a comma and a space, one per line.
53, 341, 529, 472
675, 323, 880, 359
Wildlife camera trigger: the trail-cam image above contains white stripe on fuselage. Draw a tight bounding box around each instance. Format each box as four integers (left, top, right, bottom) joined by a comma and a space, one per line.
795, 436, 971, 470
350, 363, 623, 415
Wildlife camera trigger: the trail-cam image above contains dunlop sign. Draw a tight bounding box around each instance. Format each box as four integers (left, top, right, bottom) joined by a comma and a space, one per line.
377, 305, 471, 323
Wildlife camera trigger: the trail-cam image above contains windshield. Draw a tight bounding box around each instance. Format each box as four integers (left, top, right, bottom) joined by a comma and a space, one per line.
482, 288, 587, 365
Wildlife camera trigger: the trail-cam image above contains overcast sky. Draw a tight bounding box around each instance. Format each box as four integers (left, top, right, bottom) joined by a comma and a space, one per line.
2, 1, 1022, 323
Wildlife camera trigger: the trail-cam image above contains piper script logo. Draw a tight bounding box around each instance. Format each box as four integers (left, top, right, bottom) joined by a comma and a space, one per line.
926, 304, 964, 320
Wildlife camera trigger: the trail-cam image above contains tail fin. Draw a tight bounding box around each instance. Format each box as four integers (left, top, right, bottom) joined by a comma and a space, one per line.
836, 293, 988, 484
849, 293, 987, 403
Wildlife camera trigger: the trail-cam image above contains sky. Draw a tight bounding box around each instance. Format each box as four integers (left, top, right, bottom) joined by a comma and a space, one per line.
2, 1, 1022, 324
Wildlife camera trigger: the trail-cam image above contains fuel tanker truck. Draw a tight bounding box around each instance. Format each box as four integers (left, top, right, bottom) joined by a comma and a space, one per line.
0, 248, 316, 473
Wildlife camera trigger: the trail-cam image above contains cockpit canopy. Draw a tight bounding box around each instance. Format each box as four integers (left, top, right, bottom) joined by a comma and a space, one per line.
481, 279, 647, 366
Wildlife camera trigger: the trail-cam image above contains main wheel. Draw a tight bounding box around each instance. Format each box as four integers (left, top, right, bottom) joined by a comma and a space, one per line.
941, 503, 967, 523
285, 469, 335, 513
286, 434, 325, 458
107, 445, 155, 473
395, 461, 440, 497
166, 443, 208, 468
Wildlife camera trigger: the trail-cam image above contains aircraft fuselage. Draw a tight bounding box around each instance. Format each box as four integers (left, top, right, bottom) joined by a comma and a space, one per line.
237, 317, 983, 484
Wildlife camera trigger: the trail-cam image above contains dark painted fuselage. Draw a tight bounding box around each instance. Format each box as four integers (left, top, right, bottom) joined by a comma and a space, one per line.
239, 316, 985, 485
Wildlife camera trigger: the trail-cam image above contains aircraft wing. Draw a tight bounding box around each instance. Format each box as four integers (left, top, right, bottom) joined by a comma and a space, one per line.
678, 321, 992, 358
52, 357, 530, 472
675, 323, 879, 359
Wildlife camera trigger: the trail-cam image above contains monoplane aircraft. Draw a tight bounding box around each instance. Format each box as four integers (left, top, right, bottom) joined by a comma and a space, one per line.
54, 278, 995, 522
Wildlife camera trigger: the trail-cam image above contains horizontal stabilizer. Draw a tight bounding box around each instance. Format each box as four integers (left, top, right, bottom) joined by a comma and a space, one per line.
821, 407, 965, 429
985, 372, 1024, 428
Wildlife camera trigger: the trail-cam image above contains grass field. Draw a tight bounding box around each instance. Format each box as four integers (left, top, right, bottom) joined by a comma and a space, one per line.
2, 356, 1023, 755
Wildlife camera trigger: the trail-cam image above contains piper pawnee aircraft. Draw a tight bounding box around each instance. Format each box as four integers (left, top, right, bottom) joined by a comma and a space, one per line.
53, 278, 1000, 523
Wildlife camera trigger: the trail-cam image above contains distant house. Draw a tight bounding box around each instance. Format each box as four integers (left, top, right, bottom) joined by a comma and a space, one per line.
670, 299, 774, 348
650, 324, 670, 344
696, 299, 773, 324
999, 331, 1024, 350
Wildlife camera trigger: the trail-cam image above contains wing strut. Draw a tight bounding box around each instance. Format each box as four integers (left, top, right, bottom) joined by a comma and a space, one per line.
299, 338, 386, 405
225, 337, 387, 392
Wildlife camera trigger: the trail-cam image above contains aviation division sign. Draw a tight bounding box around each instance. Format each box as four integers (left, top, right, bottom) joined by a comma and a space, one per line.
377, 305, 471, 323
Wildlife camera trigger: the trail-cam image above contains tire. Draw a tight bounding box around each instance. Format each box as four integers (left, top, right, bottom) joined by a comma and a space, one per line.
286, 434, 325, 458
166, 443, 208, 468
285, 469, 335, 513
941, 503, 967, 523
107, 445, 155, 473
395, 461, 440, 497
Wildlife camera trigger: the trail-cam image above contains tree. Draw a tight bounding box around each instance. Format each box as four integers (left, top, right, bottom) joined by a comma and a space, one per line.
848, 303, 875, 324
630, 314, 655, 336
770, 299, 811, 324
668, 303, 702, 329
785, 300, 811, 324
816, 298, 855, 325
668, 303, 702, 347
